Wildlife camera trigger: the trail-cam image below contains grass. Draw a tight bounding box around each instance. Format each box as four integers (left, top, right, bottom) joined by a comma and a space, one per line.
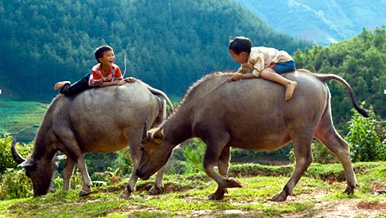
0, 99, 47, 142
2, 100, 386, 217
1, 162, 385, 217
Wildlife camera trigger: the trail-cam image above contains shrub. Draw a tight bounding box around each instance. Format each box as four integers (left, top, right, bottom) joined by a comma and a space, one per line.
345, 107, 386, 162
0, 168, 32, 199
112, 148, 132, 177
0, 135, 33, 199
182, 139, 205, 174
288, 140, 338, 164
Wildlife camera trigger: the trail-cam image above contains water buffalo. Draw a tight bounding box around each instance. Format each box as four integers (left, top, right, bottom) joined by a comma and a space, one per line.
11, 80, 174, 197
136, 69, 370, 201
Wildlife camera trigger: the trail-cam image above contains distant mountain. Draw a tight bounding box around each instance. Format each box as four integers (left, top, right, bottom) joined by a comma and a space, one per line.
233, 0, 386, 45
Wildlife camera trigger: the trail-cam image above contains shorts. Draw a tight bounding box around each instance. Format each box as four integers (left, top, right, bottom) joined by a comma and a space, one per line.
269, 60, 296, 74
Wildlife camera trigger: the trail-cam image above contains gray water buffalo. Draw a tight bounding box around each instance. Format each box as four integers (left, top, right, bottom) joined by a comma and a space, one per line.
136, 69, 370, 201
11, 80, 173, 197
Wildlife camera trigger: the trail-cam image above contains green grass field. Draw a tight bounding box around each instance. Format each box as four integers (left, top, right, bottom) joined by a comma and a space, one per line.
0, 99, 48, 142
0, 162, 385, 217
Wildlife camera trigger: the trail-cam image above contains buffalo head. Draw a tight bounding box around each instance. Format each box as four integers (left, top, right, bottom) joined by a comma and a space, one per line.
11, 141, 55, 197
136, 126, 173, 180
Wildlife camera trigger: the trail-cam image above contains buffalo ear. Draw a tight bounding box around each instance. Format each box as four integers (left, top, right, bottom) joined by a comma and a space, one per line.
153, 128, 164, 143
19, 158, 35, 168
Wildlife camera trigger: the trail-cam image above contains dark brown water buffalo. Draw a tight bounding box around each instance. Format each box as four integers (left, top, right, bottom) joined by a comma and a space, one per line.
136, 69, 370, 201
11, 80, 173, 197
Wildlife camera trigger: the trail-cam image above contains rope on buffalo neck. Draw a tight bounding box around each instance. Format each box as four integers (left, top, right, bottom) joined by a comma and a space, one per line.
123, 54, 127, 77
190, 76, 230, 107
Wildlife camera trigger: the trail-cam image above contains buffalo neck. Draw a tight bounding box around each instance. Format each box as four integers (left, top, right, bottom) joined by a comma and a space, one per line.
162, 108, 194, 147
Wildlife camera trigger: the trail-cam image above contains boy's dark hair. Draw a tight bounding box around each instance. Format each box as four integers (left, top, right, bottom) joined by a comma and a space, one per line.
229, 36, 252, 55
94, 45, 113, 62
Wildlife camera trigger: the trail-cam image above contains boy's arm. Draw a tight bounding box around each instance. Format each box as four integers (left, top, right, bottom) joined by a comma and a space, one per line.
97, 78, 126, 87
228, 73, 257, 82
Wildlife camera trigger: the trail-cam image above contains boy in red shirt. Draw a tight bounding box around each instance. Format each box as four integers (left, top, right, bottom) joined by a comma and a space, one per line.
54, 45, 135, 96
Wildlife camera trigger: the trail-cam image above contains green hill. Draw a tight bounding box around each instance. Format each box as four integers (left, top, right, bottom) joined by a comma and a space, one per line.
0, 0, 311, 101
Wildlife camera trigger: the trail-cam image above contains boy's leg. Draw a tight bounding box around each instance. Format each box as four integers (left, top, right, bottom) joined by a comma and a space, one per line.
260, 68, 297, 101
54, 81, 70, 90
60, 73, 92, 97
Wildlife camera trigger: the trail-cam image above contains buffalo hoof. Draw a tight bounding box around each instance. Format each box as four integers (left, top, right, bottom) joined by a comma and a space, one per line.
79, 189, 91, 196
226, 178, 242, 188
343, 184, 355, 195
148, 185, 163, 195
119, 188, 132, 199
271, 192, 287, 202
208, 188, 227, 200
208, 192, 225, 200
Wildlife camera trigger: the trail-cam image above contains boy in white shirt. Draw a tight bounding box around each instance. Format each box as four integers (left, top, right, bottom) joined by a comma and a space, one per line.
228, 36, 297, 101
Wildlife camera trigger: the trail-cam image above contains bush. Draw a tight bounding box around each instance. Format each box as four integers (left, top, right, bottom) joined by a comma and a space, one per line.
0, 168, 32, 200
165, 139, 205, 175
0, 134, 16, 177
0, 134, 32, 174
183, 139, 205, 174
345, 107, 386, 162
112, 148, 132, 177
289, 106, 386, 164
0, 135, 33, 199
288, 140, 338, 164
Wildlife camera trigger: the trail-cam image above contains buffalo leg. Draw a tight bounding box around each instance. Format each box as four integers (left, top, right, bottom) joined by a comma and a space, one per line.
148, 166, 166, 195
120, 146, 139, 198
120, 131, 166, 199
314, 113, 356, 194
62, 138, 92, 196
203, 135, 241, 200
217, 146, 231, 177
76, 156, 92, 196
121, 136, 147, 198
212, 146, 231, 199
273, 133, 314, 201
62, 157, 76, 190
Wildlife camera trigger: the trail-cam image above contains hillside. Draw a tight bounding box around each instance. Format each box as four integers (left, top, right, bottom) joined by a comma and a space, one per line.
234, 0, 386, 45
0, 0, 311, 101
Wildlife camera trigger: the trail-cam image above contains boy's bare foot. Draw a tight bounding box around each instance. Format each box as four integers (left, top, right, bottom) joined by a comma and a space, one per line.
285, 81, 297, 101
54, 81, 70, 90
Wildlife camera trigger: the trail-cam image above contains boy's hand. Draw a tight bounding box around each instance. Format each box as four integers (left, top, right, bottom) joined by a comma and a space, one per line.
124, 77, 136, 83
228, 73, 242, 82
115, 80, 126, 86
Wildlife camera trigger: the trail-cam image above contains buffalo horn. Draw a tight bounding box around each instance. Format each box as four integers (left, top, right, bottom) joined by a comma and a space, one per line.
141, 120, 148, 143
11, 139, 26, 164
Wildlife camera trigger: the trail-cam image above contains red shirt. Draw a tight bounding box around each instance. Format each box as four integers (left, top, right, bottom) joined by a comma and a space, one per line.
88, 63, 123, 86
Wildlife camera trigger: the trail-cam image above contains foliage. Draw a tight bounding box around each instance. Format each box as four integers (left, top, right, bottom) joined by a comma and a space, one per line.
112, 148, 132, 177
288, 106, 386, 164
293, 27, 386, 131
0, 135, 33, 199
0, 135, 32, 179
288, 140, 338, 164
0, 135, 15, 178
0, 0, 311, 102
0, 168, 33, 200
182, 139, 205, 174
345, 107, 386, 162
309, 140, 338, 164
231, 145, 292, 164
